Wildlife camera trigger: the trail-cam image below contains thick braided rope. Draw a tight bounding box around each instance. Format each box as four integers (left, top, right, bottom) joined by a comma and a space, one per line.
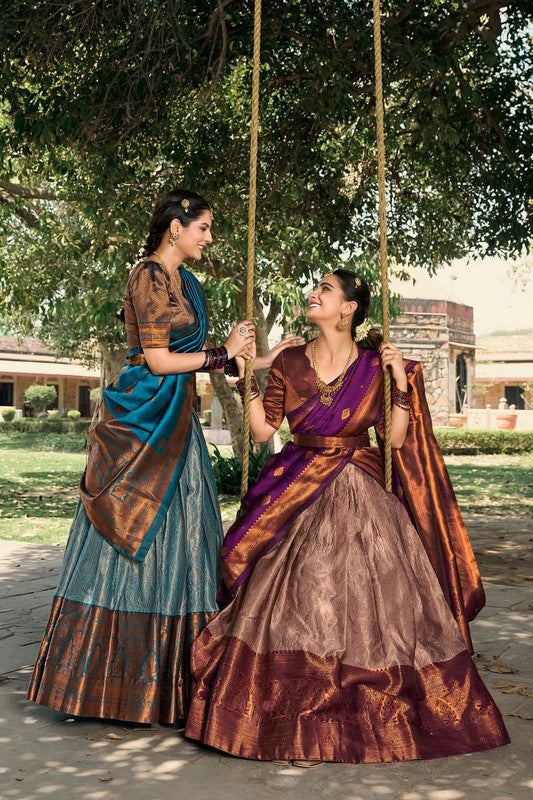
241, 0, 262, 497
373, 0, 392, 492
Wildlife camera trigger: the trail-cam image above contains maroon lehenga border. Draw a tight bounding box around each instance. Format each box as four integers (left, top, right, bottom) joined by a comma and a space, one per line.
186, 633, 510, 763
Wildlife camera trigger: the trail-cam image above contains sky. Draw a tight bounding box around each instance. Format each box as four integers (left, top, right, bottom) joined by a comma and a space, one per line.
389, 254, 533, 336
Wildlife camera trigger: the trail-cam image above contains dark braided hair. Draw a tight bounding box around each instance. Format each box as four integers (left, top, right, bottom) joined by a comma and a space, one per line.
141, 189, 212, 258
332, 269, 383, 351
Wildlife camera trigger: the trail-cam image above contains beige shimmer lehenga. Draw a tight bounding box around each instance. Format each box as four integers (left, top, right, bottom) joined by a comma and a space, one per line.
185, 345, 509, 763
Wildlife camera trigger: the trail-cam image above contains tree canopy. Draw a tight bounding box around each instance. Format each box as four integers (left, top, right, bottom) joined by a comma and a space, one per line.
0, 0, 530, 370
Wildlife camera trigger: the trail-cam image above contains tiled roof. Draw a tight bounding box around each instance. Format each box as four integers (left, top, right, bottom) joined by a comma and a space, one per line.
0, 336, 55, 356
0, 336, 99, 378
476, 332, 533, 362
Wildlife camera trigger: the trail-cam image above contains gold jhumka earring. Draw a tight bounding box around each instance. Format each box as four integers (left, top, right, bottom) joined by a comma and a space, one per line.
337, 315, 349, 331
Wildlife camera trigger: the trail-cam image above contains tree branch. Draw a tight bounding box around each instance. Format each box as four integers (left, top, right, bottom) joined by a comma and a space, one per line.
440, 0, 516, 44
0, 180, 57, 200
0, 194, 39, 227
265, 298, 281, 334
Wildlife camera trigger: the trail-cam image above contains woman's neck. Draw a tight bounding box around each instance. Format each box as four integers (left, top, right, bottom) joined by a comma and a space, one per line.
314, 328, 354, 362
151, 245, 183, 277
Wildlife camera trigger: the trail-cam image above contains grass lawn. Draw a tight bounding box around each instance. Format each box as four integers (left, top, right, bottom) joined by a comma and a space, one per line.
0, 433, 531, 546
0, 433, 86, 545
444, 452, 533, 516
0, 433, 242, 545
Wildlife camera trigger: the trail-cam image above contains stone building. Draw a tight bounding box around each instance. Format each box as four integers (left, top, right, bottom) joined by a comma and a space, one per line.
0, 337, 99, 417
390, 299, 475, 427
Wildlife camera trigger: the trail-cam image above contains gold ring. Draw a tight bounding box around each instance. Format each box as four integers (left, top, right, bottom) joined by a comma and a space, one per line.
237, 324, 249, 337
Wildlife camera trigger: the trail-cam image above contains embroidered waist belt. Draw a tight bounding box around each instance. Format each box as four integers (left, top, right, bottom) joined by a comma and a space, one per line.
293, 433, 370, 449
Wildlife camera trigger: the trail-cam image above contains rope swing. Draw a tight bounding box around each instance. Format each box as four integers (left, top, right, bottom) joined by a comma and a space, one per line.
372, 0, 393, 492
240, 0, 393, 495
240, 0, 262, 497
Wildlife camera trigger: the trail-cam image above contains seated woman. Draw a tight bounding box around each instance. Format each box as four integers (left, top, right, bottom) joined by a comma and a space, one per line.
184, 269, 509, 765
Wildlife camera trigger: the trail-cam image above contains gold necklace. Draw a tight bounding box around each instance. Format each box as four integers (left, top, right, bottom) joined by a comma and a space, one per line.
152, 250, 170, 272
311, 338, 355, 406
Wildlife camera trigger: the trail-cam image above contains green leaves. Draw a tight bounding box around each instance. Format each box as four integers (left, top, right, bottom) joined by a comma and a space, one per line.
0, 0, 530, 360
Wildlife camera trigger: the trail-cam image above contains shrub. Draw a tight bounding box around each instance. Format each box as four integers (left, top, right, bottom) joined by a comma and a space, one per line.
0, 418, 91, 435
24, 384, 57, 413
39, 433, 87, 452
67, 409, 82, 420
278, 422, 293, 445
210, 445, 272, 495
90, 387, 101, 404
1, 407, 16, 422
434, 428, 533, 455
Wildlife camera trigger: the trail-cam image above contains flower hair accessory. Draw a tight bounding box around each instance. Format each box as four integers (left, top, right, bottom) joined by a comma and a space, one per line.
181, 198, 190, 212
354, 318, 372, 342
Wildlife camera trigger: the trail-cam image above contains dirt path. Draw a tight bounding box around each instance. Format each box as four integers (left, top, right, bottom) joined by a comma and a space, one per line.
465, 514, 533, 586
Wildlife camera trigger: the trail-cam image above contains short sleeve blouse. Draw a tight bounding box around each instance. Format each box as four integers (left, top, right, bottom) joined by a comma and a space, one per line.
123, 260, 195, 350
262, 352, 286, 430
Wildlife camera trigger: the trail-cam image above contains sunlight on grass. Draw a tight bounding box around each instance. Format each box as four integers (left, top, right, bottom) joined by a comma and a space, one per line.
0, 435, 85, 544
0, 433, 531, 545
444, 453, 533, 516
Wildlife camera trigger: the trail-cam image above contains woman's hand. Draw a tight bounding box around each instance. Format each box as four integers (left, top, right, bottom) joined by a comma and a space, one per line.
380, 342, 407, 390
253, 336, 305, 371
225, 321, 256, 359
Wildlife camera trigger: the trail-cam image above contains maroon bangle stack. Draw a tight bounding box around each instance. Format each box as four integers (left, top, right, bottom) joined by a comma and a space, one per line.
392, 385, 412, 412
202, 346, 229, 371
236, 375, 260, 401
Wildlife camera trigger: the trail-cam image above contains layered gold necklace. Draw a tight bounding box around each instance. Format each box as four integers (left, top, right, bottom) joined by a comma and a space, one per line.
311, 338, 355, 406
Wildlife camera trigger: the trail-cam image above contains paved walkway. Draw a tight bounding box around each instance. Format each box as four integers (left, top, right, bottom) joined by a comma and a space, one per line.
0, 539, 531, 800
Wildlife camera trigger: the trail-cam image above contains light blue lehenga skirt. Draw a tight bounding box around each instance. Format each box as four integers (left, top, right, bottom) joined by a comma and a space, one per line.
27, 414, 223, 723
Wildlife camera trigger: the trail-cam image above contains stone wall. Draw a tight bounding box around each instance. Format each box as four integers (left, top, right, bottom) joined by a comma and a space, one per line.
390, 299, 475, 427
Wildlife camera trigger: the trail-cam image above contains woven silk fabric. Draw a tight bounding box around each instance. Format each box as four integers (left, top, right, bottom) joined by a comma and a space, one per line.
220, 344, 483, 649
389, 362, 485, 650
185, 440, 509, 762
28, 262, 223, 723
80, 263, 208, 561
220, 347, 383, 599
185, 343, 509, 762
28, 415, 223, 723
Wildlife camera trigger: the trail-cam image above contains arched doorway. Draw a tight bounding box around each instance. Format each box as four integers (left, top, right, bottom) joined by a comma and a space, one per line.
455, 355, 467, 413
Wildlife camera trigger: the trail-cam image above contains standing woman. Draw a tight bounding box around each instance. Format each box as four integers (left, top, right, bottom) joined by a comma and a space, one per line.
28, 189, 259, 725
186, 269, 509, 764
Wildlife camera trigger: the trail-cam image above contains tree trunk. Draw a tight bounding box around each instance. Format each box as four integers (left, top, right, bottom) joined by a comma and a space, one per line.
99, 341, 127, 386
210, 372, 244, 461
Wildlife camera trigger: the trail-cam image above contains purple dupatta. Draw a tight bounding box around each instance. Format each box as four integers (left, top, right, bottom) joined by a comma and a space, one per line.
220, 349, 383, 598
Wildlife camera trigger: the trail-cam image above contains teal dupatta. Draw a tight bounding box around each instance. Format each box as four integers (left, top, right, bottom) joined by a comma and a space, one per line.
80, 267, 208, 561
